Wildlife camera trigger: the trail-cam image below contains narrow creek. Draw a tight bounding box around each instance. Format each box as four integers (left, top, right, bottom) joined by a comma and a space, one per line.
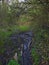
19, 31, 33, 65
1, 31, 33, 65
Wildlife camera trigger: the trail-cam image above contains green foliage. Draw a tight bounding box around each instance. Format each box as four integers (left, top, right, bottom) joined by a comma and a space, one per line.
33, 28, 49, 65
0, 0, 49, 65
7, 59, 20, 65
31, 48, 40, 65
20, 16, 29, 22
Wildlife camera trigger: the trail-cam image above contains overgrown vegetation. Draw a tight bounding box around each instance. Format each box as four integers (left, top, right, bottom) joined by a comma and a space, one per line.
0, 0, 49, 65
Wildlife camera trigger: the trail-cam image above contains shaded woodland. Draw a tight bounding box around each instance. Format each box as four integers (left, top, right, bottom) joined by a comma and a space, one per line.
0, 0, 49, 65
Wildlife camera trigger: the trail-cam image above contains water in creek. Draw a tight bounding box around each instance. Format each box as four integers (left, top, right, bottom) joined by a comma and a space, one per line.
19, 31, 33, 65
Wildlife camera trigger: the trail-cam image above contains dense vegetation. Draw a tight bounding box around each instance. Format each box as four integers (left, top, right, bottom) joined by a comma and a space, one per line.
0, 0, 49, 65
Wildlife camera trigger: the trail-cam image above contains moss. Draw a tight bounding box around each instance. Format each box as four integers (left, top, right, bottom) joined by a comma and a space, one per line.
18, 25, 30, 31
